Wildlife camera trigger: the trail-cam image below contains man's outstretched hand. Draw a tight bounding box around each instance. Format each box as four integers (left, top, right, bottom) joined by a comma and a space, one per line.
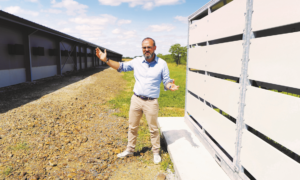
169, 80, 179, 91
95, 47, 107, 62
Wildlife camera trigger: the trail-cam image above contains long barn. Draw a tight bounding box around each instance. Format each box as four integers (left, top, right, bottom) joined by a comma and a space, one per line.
0, 10, 122, 88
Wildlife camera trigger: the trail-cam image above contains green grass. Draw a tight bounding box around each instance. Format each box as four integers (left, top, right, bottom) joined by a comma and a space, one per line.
161, 153, 174, 172
1, 167, 13, 176
158, 63, 186, 116
7, 142, 29, 151
108, 62, 186, 172
109, 62, 186, 118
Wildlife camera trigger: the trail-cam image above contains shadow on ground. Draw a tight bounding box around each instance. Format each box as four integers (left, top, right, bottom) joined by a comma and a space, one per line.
0, 66, 109, 114
162, 129, 199, 148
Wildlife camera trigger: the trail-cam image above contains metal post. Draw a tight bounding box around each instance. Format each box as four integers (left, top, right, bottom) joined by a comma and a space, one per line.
57, 41, 62, 75
234, 0, 254, 176
184, 19, 190, 115
92, 47, 95, 67
75, 45, 78, 71
85, 46, 87, 69
24, 34, 32, 82
24, 29, 38, 82
79, 46, 82, 70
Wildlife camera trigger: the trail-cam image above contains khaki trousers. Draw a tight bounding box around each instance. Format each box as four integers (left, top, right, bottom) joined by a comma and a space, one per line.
126, 94, 160, 154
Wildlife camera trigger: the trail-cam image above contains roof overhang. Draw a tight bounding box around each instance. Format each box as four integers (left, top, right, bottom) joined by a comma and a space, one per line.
0, 10, 122, 56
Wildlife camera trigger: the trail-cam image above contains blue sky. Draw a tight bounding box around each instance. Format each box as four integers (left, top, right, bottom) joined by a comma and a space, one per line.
0, 0, 208, 57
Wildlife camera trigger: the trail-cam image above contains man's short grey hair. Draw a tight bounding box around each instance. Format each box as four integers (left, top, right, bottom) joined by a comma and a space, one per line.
142, 37, 156, 46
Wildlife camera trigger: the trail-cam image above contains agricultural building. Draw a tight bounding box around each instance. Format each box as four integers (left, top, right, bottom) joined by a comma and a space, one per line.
0, 10, 122, 88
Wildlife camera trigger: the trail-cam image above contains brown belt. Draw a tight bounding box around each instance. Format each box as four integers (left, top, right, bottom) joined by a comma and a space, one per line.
134, 93, 156, 100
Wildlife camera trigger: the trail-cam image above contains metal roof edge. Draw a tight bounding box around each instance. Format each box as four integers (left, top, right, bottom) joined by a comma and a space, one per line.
0, 10, 122, 56
188, 0, 221, 21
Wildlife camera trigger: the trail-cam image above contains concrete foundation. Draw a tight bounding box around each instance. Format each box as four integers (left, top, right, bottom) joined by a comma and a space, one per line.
158, 117, 230, 180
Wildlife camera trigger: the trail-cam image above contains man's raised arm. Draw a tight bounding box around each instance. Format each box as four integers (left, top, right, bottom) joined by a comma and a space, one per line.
95, 47, 120, 70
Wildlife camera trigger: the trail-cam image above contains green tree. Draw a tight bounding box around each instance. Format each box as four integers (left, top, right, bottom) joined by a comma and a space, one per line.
169, 44, 187, 65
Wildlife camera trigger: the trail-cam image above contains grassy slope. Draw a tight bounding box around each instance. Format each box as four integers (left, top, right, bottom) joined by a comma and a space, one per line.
108, 62, 186, 171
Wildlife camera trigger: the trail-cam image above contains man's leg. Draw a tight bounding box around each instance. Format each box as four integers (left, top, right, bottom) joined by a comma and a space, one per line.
143, 99, 160, 154
126, 95, 143, 152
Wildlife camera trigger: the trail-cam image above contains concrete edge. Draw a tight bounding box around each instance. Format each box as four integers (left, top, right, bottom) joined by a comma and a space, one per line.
158, 121, 181, 180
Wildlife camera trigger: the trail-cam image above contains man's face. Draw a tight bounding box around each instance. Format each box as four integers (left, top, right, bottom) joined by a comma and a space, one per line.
142, 39, 156, 60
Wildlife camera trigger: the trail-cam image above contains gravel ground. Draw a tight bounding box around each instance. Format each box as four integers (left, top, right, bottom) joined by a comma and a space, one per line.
0, 67, 168, 180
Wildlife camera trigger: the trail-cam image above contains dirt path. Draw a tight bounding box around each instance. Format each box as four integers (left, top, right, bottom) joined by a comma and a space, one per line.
0, 67, 165, 179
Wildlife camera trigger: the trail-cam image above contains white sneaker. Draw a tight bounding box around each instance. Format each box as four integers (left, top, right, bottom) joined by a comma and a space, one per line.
117, 151, 134, 158
153, 153, 161, 164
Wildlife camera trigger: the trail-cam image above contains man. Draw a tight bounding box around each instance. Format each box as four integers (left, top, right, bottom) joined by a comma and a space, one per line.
95, 37, 179, 164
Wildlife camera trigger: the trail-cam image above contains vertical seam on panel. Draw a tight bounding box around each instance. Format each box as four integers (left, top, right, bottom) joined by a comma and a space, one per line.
234, 0, 254, 177
184, 19, 190, 115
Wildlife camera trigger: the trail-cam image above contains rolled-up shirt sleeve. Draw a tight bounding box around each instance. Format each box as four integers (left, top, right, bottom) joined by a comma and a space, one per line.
162, 62, 173, 91
117, 60, 134, 72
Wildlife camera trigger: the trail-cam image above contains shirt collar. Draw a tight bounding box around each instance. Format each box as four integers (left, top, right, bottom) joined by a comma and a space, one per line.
143, 54, 158, 63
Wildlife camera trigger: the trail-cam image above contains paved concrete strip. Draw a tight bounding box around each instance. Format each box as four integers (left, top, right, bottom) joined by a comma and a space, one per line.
158, 117, 230, 180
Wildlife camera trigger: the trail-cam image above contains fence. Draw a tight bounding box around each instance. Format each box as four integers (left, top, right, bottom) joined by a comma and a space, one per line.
185, 0, 300, 179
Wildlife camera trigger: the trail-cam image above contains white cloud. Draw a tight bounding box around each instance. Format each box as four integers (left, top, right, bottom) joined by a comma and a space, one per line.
57, 20, 68, 25
41, 8, 62, 14
27, 0, 39, 2
75, 25, 103, 36
4, 6, 39, 16
148, 24, 175, 32
174, 15, 187, 24
112, 29, 137, 39
117, 19, 131, 26
143, 2, 154, 10
51, 0, 88, 16
112, 28, 121, 34
61, 28, 72, 33
98, 0, 185, 10
70, 14, 117, 26
122, 30, 136, 39
75, 25, 103, 31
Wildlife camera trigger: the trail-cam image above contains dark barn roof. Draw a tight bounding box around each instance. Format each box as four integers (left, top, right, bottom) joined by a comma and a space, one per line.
0, 10, 122, 56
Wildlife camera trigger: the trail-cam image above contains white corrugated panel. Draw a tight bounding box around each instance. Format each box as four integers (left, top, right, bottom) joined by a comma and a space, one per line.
203, 76, 240, 118
188, 46, 208, 71
32, 65, 57, 80
0, 68, 26, 88
207, 40, 243, 77
252, 0, 300, 31
9, 68, 27, 84
241, 131, 300, 180
244, 86, 300, 155
187, 93, 203, 120
187, 71, 206, 98
208, 0, 246, 41
187, 93, 236, 157
189, 16, 209, 45
249, 32, 300, 89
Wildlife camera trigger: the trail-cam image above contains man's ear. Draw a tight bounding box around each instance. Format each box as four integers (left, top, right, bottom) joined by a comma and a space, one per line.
153, 46, 157, 51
